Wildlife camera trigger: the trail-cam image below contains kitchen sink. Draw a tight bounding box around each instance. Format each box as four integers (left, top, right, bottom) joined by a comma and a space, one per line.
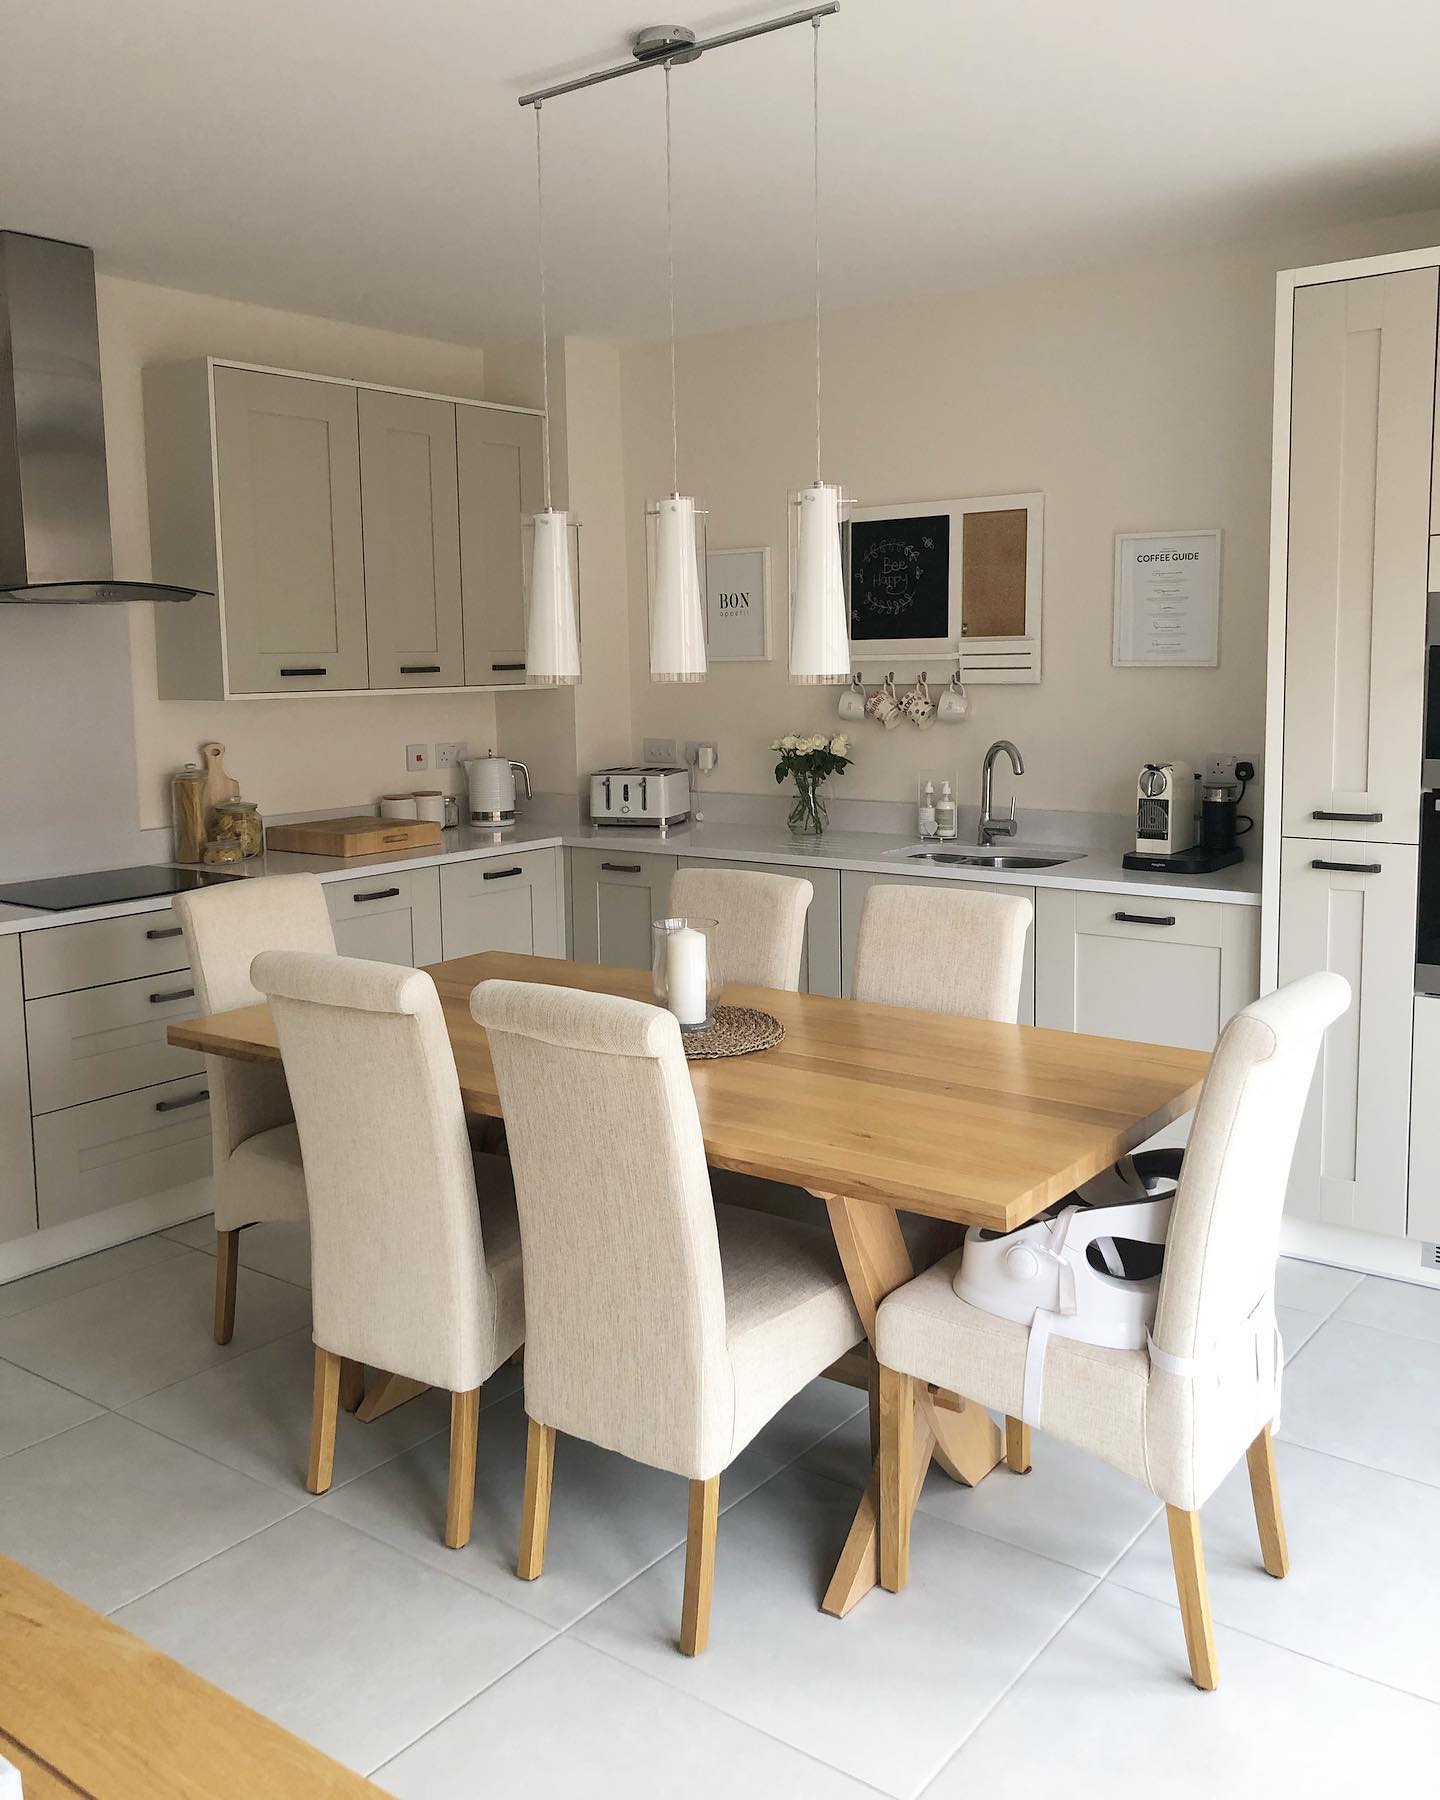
903, 849, 1082, 870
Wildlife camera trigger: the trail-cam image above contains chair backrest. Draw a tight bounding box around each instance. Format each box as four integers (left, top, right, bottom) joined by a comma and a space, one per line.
173, 876, 336, 1159
251, 950, 495, 1391
1153, 971, 1351, 1363
470, 977, 730, 1476
851, 883, 1032, 1022
667, 866, 813, 992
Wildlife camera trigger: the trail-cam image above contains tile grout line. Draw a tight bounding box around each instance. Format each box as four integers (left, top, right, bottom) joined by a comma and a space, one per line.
0, 1236, 205, 1323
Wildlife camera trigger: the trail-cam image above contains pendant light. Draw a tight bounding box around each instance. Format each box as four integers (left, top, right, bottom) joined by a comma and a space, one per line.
648, 62, 707, 684
789, 16, 850, 686
524, 100, 581, 688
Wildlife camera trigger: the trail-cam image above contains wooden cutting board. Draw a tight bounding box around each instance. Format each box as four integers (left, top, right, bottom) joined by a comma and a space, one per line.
265, 815, 443, 857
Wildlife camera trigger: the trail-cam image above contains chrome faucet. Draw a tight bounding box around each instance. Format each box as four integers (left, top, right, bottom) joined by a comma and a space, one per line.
978, 740, 1025, 844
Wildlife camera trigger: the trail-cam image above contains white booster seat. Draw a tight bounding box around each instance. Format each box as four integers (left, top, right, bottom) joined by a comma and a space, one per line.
953, 1149, 1182, 1425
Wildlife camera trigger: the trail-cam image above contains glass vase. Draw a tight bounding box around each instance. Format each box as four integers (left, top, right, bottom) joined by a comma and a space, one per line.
787, 773, 828, 837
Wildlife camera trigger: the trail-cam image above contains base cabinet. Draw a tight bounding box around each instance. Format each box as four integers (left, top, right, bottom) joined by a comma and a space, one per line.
326, 866, 441, 967
0, 938, 36, 1245
1278, 837, 1417, 1236
677, 857, 841, 997
440, 851, 564, 960
569, 849, 678, 971
32, 1074, 212, 1233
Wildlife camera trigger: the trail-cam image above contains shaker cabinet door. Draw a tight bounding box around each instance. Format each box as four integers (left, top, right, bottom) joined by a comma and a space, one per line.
440, 852, 564, 960
0, 938, 36, 1246
457, 406, 544, 687
1281, 270, 1438, 844
358, 389, 464, 689
569, 849, 678, 972
213, 367, 369, 693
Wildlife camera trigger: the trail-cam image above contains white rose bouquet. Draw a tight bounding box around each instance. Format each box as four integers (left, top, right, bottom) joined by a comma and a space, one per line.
769, 732, 853, 836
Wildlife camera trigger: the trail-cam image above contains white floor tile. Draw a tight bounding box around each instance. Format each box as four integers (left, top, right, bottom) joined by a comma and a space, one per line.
922, 1583, 1435, 1799
162, 1215, 217, 1249
0, 1251, 311, 1408
1108, 1438, 1440, 1702
0, 1234, 193, 1320
1276, 1304, 1324, 1361
120, 1329, 455, 1496
1273, 1256, 1364, 1318
168, 1217, 313, 1290
113, 1509, 553, 1777
574, 1464, 1095, 1799
378, 1636, 877, 1800
1280, 1318, 1440, 1488
0, 1412, 300, 1613
1332, 1273, 1440, 1345
0, 1357, 102, 1458
318, 1378, 864, 1631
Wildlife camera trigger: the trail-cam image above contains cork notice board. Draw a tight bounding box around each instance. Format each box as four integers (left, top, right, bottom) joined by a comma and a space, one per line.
960, 508, 1028, 639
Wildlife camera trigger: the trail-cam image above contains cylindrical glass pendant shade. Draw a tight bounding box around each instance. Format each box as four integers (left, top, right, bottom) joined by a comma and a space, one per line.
524, 509, 581, 687
789, 481, 850, 685
649, 494, 708, 684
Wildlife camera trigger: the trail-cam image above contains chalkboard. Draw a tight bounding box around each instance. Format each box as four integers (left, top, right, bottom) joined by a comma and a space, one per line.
847, 514, 951, 643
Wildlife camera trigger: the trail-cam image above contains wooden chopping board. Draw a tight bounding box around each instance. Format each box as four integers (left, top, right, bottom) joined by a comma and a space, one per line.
199, 741, 240, 822
265, 815, 443, 857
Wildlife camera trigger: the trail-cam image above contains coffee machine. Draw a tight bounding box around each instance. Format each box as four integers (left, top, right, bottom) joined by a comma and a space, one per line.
1123, 759, 1245, 875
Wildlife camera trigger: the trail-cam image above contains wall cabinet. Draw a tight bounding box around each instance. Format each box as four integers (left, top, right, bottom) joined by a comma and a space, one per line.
676, 857, 842, 996
1278, 839, 1417, 1237
325, 866, 442, 968
1035, 889, 1259, 1053
569, 848, 678, 971
0, 938, 35, 1246
147, 359, 544, 699
839, 870, 1037, 1023
440, 851, 564, 961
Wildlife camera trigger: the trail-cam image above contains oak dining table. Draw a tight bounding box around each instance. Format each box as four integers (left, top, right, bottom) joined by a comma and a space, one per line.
168, 949, 1210, 1619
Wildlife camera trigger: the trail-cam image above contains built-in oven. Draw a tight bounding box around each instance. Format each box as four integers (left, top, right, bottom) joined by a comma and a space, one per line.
1418, 593, 1440, 994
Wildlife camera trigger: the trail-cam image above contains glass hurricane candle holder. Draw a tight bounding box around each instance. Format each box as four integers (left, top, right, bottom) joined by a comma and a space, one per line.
652, 916, 721, 1030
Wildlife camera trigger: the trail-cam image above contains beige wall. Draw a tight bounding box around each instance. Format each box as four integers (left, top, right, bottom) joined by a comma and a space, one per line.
620, 207, 1440, 823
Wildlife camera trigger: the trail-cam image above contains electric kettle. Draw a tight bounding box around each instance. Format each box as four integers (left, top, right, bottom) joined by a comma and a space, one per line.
463, 754, 532, 827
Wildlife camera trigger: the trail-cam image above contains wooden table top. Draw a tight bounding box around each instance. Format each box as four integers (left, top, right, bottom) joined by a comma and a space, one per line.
170, 951, 1208, 1233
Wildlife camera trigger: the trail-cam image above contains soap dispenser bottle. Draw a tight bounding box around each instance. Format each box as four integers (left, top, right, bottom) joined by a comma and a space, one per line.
918, 781, 937, 839
935, 779, 957, 840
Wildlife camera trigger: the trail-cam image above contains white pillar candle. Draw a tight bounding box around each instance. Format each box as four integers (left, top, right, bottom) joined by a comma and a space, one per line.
664, 925, 709, 1028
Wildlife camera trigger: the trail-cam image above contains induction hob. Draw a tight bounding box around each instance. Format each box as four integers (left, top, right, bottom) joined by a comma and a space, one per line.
0, 865, 244, 913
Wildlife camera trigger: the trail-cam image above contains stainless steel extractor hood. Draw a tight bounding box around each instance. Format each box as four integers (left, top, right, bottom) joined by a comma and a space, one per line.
0, 232, 200, 604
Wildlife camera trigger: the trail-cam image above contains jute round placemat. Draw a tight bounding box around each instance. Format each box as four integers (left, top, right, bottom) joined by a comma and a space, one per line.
681, 1005, 784, 1060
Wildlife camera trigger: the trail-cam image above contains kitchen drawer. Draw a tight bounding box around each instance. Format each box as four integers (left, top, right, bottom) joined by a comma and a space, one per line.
440, 850, 564, 960
1071, 890, 1225, 948
26, 973, 204, 1115
22, 908, 189, 998
325, 865, 441, 968
33, 1073, 213, 1232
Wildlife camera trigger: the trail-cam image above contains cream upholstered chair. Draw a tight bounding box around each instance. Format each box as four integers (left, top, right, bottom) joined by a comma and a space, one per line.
252, 951, 524, 1548
875, 971, 1351, 1690
469, 977, 863, 1654
667, 866, 813, 991
173, 875, 336, 1345
851, 882, 1032, 1021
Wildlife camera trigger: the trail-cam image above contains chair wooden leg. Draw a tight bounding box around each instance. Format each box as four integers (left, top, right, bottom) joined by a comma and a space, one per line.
867, 1348, 881, 1463
338, 1359, 365, 1414
1166, 1505, 1219, 1690
879, 1365, 916, 1593
213, 1229, 240, 1345
680, 1476, 720, 1655
517, 1418, 556, 1580
1005, 1416, 1033, 1474
444, 1388, 481, 1550
306, 1348, 341, 1495
1245, 1425, 1290, 1579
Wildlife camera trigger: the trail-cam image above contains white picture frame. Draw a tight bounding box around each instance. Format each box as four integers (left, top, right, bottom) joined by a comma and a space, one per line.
1112, 529, 1222, 668
705, 547, 771, 662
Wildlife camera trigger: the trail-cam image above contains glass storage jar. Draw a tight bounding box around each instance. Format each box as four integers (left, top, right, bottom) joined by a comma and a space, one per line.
212, 799, 263, 858
200, 836, 245, 867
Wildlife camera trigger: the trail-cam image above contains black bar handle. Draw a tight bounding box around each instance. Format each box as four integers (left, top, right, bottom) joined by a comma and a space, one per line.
482, 867, 524, 881
400, 664, 441, 675
149, 987, 195, 1005
601, 862, 643, 874
1311, 858, 1382, 874
352, 887, 400, 903
279, 666, 327, 677
145, 925, 183, 941
491, 662, 526, 672
1114, 911, 1176, 927
1312, 809, 1383, 823
155, 1087, 209, 1113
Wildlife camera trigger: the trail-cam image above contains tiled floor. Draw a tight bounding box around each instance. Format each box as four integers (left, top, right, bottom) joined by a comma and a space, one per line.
1, 1227, 1436, 1797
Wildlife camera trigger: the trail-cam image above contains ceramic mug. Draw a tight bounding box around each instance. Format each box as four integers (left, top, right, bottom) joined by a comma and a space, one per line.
865, 674, 902, 730
938, 672, 970, 723
900, 674, 935, 731
837, 674, 867, 721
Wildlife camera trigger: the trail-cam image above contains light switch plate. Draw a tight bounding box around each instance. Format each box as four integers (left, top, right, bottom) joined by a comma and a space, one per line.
643, 737, 677, 765
406, 743, 430, 772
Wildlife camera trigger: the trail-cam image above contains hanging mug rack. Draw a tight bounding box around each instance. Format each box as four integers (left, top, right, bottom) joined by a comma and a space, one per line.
841, 662, 968, 728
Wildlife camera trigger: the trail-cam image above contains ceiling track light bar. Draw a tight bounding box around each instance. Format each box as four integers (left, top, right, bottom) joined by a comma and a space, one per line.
518, 4, 839, 109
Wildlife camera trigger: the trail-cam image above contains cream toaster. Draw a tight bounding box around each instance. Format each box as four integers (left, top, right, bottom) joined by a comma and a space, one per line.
590, 766, 690, 829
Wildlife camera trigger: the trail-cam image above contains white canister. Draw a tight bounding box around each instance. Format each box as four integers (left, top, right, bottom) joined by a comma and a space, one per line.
380, 793, 418, 820
412, 790, 445, 824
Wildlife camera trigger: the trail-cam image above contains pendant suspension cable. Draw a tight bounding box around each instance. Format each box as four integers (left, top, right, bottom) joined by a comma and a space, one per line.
665, 62, 679, 497
812, 18, 823, 488
534, 100, 553, 512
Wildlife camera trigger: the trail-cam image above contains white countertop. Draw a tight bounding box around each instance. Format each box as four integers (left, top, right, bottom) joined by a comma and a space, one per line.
0, 817, 1259, 938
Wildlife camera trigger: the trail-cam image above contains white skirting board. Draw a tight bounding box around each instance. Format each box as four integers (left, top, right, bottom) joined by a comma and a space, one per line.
0, 1177, 214, 1285
1280, 1215, 1440, 1291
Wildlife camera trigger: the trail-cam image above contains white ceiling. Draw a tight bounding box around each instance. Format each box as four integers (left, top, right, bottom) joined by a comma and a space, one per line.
3, 0, 1439, 346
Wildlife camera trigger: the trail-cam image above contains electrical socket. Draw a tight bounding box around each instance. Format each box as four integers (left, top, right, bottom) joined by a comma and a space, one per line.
643, 737, 677, 765
405, 743, 430, 773
435, 741, 468, 770
1203, 753, 1258, 787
